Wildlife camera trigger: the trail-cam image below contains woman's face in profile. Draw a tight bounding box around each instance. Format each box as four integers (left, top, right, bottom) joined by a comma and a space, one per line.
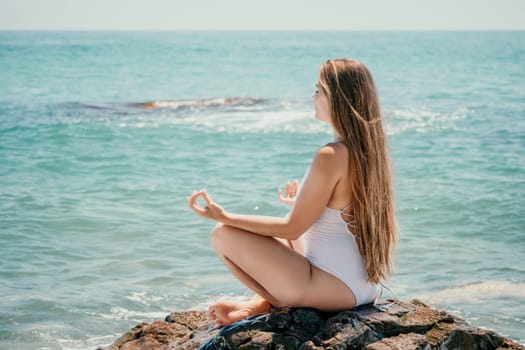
313, 81, 331, 123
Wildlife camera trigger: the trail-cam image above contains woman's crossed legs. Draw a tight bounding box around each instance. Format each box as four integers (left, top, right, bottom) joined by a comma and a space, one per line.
208, 224, 356, 326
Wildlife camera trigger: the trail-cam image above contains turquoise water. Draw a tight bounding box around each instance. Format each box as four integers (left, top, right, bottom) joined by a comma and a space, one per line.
1, 31, 524, 348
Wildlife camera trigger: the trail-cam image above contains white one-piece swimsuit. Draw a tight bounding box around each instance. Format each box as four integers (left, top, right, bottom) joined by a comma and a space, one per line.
299, 167, 380, 306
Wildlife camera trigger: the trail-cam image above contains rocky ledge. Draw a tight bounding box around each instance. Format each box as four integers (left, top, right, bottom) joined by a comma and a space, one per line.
98, 299, 523, 350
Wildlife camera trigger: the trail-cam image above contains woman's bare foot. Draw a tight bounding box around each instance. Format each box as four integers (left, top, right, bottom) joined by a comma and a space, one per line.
208, 298, 271, 326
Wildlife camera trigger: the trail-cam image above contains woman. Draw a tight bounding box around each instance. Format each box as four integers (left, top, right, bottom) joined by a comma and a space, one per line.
188, 59, 396, 327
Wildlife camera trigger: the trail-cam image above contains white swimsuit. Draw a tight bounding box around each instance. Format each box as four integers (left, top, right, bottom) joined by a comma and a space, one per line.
299, 167, 380, 306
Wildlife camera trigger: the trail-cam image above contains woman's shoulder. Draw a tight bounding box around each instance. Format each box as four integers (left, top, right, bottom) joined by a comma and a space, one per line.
316, 141, 349, 161
311, 142, 349, 173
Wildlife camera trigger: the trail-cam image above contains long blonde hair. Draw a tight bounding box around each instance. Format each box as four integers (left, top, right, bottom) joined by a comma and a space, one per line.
319, 59, 396, 284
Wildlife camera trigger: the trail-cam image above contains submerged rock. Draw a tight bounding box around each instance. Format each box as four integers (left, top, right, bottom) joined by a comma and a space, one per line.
98, 299, 524, 350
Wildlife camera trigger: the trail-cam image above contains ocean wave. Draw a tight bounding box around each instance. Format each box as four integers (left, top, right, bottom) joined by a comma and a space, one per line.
385, 107, 467, 135
60, 97, 276, 115
131, 97, 269, 111
172, 109, 326, 134
125, 291, 164, 306
43, 100, 469, 136
419, 280, 525, 305
101, 307, 168, 321
114, 97, 328, 134
59, 335, 116, 350
123, 100, 469, 136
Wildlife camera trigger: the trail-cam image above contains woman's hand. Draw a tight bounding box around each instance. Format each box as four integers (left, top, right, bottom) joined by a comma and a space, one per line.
188, 190, 226, 222
278, 180, 299, 206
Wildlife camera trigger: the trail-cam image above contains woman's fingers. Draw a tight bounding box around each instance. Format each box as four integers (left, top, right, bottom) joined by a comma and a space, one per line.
278, 180, 299, 205
277, 188, 285, 201
188, 189, 225, 221
187, 191, 196, 207
188, 190, 209, 215
284, 180, 299, 198
286, 182, 292, 197
292, 180, 298, 195
188, 195, 201, 214
201, 190, 212, 205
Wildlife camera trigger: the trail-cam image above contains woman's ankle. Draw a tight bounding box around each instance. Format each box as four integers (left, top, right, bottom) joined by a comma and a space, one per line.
247, 298, 271, 314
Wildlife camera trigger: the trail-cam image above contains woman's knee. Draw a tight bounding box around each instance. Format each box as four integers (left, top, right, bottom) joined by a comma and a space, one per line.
210, 223, 224, 249
210, 223, 235, 252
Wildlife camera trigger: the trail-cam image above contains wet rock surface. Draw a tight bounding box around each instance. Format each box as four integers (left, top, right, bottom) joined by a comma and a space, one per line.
98, 299, 524, 350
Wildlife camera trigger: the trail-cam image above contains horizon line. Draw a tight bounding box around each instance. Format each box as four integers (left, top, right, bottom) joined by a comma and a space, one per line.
1, 28, 524, 32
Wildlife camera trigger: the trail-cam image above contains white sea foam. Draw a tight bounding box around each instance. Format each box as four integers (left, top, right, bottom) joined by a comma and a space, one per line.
125, 291, 164, 305
113, 97, 329, 134
100, 307, 167, 321
116, 109, 327, 134
385, 107, 468, 135
58, 334, 117, 350
419, 280, 525, 305
181, 110, 327, 134
121, 99, 469, 136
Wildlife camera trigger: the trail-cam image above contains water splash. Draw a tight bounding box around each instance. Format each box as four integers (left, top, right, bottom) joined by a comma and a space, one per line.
385, 107, 468, 135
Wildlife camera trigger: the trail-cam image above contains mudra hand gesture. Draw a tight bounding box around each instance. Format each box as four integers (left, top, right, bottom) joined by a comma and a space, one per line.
187, 190, 226, 222
277, 180, 299, 206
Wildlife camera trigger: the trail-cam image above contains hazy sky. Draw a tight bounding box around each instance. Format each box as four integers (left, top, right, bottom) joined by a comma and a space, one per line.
0, 0, 523, 30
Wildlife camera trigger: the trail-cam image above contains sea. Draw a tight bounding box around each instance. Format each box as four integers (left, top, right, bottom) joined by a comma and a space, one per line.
0, 31, 524, 349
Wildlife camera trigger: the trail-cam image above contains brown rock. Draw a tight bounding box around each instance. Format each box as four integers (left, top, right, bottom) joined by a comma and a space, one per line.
97, 311, 217, 350
99, 299, 524, 350
365, 333, 430, 350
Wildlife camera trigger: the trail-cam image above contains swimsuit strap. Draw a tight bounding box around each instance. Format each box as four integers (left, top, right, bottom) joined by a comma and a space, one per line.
339, 203, 356, 229
339, 203, 353, 216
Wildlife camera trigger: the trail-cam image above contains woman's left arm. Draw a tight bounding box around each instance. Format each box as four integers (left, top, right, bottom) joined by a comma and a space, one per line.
188, 144, 343, 240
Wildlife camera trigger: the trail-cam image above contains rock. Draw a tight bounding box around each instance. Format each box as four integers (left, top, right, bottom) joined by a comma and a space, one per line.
98, 299, 524, 350
97, 311, 218, 350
